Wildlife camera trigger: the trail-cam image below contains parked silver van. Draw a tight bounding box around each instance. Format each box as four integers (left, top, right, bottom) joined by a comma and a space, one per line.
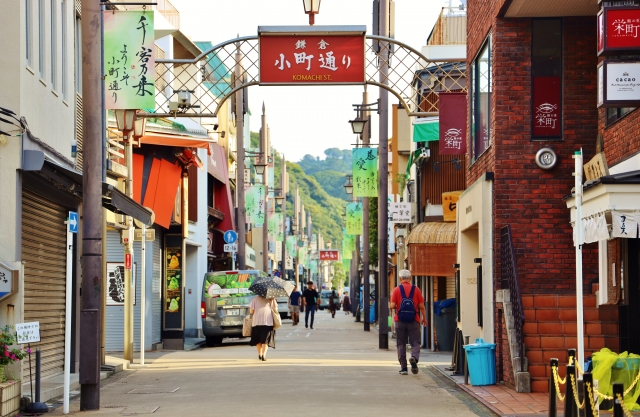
201, 270, 267, 347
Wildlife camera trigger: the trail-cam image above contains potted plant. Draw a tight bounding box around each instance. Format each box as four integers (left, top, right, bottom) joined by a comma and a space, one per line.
0, 326, 27, 416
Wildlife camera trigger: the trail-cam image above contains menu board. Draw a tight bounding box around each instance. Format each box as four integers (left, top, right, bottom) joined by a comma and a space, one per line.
164, 234, 183, 330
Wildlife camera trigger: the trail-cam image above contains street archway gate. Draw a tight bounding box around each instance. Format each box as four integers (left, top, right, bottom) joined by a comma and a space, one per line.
140, 26, 466, 118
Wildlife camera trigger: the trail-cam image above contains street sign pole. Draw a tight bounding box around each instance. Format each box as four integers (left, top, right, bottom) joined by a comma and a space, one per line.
63, 213, 76, 414
140, 223, 146, 366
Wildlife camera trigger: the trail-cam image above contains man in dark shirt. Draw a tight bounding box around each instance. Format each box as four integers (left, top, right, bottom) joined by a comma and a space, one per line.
302, 281, 320, 329
288, 285, 301, 326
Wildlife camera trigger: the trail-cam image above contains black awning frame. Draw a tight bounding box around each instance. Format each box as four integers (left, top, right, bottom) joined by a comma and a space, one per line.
23, 152, 153, 226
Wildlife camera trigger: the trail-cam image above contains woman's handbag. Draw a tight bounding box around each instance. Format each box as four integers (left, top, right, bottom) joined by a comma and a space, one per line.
271, 307, 282, 330
271, 305, 282, 330
242, 315, 253, 337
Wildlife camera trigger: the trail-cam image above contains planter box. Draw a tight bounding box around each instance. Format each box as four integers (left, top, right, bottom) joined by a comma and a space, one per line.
0, 381, 21, 417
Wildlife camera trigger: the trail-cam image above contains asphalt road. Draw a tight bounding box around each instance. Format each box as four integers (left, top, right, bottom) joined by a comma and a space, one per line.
51, 310, 495, 416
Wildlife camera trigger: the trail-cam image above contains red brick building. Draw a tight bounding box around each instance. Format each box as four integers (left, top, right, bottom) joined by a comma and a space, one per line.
457, 0, 639, 393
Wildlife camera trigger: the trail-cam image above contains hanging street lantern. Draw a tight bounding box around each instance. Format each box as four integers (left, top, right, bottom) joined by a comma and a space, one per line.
302, 0, 321, 26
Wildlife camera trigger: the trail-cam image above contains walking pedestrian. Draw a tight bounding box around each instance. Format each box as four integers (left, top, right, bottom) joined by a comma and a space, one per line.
288, 285, 301, 326
342, 292, 351, 315
328, 289, 339, 318
302, 281, 320, 329
249, 295, 277, 361
389, 269, 426, 375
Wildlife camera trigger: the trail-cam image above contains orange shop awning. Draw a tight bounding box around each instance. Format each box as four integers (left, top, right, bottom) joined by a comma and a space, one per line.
407, 222, 457, 277
139, 132, 214, 149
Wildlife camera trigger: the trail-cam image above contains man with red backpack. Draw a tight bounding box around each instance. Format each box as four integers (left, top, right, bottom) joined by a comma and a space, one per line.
389, 269, 426, 375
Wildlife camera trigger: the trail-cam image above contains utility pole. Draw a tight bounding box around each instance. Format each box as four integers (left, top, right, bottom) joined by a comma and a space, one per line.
261, 104, 269, 272
281, 155, 287, 276
362, 89, 371, 332
235, 43, 246, 270
80, 0, 103, 409
294, 188, 300, 286
378, 0, 390, 349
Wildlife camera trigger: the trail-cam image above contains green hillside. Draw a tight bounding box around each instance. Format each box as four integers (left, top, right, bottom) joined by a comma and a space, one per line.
299, 148, 352, 201
249, 132, 346, 249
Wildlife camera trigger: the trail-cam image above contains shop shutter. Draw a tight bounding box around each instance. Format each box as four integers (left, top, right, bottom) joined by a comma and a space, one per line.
105, 228, 162, 350
21, 191, 68, 381
152, 228, 162, 344
446, 276, 455, 300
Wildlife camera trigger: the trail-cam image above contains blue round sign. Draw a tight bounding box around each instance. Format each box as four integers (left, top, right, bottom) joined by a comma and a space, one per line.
224, 230, 238, 244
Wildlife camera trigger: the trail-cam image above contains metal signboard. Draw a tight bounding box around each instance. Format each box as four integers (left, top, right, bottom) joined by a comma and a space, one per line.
16, 322, 40, 344
598, 7, 640, 56
285, 256, 293, 270
134, 229, 155, 242
319, 250, 339, 261
390, 202, 412, 223
259, 26, 366, 85
224, 244, 238, 253
597, 60, 640, 107
0, 262, 18, 303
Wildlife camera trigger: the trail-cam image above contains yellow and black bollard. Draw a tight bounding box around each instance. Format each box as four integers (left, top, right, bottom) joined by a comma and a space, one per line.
549, 358, 559, 417
613, 383, 624, 417
564, 363, 577, 417
583, 372, 597, 417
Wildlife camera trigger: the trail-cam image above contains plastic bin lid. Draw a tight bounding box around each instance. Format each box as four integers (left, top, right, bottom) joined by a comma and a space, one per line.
463, 338, 496, 351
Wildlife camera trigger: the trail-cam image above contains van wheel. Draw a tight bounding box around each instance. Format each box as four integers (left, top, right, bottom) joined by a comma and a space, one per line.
206, 336, 223, 347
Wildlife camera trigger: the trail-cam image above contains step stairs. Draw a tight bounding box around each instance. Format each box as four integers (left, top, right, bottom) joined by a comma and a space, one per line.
522, 294, 618, 393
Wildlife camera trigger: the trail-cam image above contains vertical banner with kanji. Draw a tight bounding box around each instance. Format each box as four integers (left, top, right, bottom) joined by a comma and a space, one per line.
342, 242, 352, 260
298, 247, 307, 266
286, 236, 297, 255
343, 233, 356, 261
439, 92, 467, 155
268, 212, 284, 241
345, 202, 363, 235
104, 11, 155, 109
245, 185, 266, 226
352, 148, 378, 197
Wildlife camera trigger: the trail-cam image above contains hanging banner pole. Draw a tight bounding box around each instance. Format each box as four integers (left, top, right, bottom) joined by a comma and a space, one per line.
573, 150, 585, 372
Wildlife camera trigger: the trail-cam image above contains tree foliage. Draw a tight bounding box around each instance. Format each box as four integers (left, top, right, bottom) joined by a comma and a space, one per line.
332, 261, 346, 290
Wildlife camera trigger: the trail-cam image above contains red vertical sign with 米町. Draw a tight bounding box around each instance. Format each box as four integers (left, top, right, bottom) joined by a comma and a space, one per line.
439, 92, 467, 155
259, 34, 365, 84
532, 77, 561, 138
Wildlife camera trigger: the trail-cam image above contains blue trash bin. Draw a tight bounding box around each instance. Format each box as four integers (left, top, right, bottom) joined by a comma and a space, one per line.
463, 338, 496, 386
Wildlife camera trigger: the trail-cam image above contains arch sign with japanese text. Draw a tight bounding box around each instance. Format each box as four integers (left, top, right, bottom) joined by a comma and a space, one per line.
259, 26, 366, 85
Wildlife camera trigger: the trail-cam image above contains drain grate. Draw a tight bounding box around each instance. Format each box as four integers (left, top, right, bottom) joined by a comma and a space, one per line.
127, 387, 180, 394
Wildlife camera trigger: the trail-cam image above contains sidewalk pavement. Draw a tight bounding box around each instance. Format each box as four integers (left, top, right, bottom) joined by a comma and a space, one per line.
29, 338, 204, 406
45, 311, 498, 416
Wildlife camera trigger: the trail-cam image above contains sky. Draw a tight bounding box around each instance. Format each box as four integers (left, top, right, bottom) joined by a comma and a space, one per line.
170, 0, 455, 162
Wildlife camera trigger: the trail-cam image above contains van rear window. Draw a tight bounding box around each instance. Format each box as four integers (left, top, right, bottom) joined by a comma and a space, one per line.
204, 273, 256, 298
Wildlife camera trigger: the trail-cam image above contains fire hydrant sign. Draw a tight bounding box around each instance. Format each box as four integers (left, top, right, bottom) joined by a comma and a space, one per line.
259, 26, 365, 85
16, 322, 40, 344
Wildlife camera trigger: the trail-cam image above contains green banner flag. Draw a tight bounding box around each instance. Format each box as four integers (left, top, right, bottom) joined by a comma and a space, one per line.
352, 148, 378, 197
344, 234, 356, 252
343, 242, 352, 260
286, 236, 297, 255
310, 260, 317, 274
413, 119, 440, 142
298, 247, 307, 266
268, 213, 284, 241
104, 11, 155, 109
245, 185, 266, 226
343, 259, 351, 271
345, 202, 363, 235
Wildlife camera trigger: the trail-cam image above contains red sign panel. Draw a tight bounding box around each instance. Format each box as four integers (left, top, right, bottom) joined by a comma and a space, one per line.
438, 92, 467, 155
319, 250, 339, 261
125, 253, 132, 270
532, 76, 561, 138
598, 7, 640, 55
260, 35, 365, 84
